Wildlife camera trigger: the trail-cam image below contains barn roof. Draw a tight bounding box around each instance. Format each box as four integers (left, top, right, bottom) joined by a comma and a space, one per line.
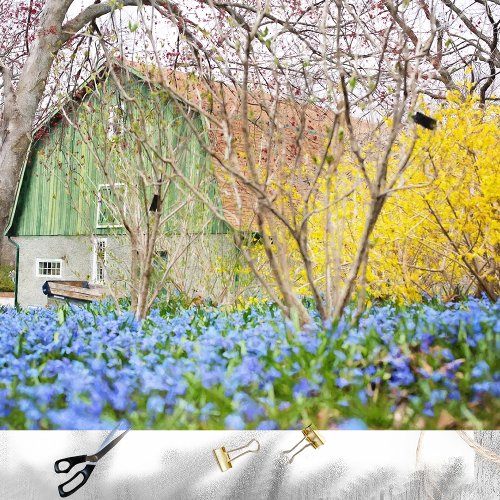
119, 60, 341, 231
5, 60, 357, 236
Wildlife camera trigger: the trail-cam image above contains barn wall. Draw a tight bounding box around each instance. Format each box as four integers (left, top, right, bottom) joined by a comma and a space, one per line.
14, 235, 130, 307
9, 72, 227, 237
15, 234, 243, 308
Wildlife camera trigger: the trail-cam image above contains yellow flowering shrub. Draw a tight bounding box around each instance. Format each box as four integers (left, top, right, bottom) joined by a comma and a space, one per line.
251, 95, 499, 303
369, 95, 499, 300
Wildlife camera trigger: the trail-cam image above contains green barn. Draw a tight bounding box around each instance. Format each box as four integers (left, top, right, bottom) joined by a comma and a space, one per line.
4, 63, 250, 307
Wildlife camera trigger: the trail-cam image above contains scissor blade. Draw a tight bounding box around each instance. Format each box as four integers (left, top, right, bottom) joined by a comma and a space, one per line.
93, 427, 129, 462
96, 420, 126, 452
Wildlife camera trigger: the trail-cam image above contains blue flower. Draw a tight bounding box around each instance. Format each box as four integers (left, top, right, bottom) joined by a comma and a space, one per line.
257, 420, 278, 430
358, 389, 368, 405
293, 378, 319, 398
0, 296, 497, 430
224, 414, 246, 430
336, 378, 350, 389
471, 361, 489, 379
146, 395, 165, 415
423, 402, 434, 417
338, 418, 367, 430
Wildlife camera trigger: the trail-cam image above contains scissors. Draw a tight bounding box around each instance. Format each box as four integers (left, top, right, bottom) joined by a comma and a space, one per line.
54, 420, 130, 497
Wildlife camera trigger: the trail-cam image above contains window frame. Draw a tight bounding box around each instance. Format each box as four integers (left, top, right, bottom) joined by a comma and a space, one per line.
96, 183, 127, 229
35, 258, 63, 278
92, 237, 107, 284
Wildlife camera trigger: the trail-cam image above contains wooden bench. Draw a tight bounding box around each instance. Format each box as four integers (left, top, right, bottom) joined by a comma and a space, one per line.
42, 280, 106, 303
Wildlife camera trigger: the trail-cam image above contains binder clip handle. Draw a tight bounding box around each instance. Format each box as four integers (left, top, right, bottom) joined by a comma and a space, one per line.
214, 438, 260, 472
283, 425, 325, 463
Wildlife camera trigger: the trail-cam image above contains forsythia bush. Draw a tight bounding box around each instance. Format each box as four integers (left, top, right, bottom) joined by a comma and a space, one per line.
251, 94, 499, 303
369, 95, 499, 301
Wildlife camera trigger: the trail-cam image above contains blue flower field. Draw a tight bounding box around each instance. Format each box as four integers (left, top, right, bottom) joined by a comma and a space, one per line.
0, 298, 498, 429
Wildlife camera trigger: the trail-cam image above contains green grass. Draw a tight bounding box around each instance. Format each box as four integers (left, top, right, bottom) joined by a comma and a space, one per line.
0, 265, 14, 293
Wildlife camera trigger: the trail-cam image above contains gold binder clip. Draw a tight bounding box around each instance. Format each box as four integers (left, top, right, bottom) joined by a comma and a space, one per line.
213, 438, 260, 472
283, 425, 325, 463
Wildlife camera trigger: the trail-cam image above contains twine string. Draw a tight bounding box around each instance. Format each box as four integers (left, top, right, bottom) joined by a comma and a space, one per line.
456, 431, 500, 467
415, 431, 438, 500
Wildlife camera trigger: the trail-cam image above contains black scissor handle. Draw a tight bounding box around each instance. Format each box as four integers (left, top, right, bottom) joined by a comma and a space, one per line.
58, 463, 96, 497
54, 455, 87, 474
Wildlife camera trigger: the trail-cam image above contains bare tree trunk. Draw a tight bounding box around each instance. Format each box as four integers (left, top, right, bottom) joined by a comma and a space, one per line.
334, 195, 386, 318
130, 237, 139, 312
0, 0, 75, 241
0, 0, 181, 246
136, 210, 162, 320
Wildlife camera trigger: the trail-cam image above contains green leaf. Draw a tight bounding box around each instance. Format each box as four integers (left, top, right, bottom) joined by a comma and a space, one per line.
290, 307, 300, 332
128, 21, 139, 33
238, 340, 247, 356
57, 307, 66, 326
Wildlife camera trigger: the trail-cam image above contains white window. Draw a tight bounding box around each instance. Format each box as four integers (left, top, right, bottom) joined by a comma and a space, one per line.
92, 238, 107, 283
36, 259, 62, 278
96, 183, 126, 228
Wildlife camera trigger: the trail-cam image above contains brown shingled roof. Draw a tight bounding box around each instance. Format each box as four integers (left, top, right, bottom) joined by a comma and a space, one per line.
118, 61, 346, 231
207, 93, 334, 230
